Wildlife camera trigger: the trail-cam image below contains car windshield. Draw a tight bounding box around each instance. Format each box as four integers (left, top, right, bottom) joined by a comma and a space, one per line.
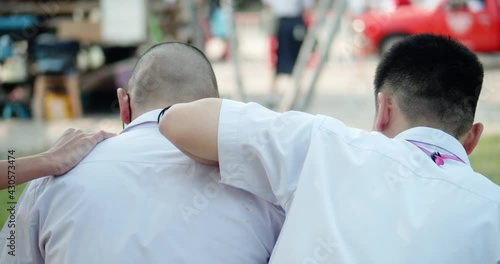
364, 0, 443, 12
412, 0, 444, 10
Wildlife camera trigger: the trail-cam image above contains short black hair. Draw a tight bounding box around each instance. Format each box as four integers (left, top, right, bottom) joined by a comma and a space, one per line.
374, 34, 484, 137
128, 42, 219, 109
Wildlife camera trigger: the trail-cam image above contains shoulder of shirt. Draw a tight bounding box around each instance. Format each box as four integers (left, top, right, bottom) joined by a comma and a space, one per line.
313, 115, 500, 207
314, 115, 366, 136
19, 132, 214, 201
16, 176, 54, 210
463, 170, 500, 207
74, 127, 196, 166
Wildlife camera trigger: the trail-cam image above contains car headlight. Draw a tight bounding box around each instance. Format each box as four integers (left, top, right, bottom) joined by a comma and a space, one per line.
352, 19, 366, 33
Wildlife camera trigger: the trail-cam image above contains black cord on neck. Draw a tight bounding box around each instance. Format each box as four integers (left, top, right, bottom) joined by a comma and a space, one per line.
157, 106, 172, 123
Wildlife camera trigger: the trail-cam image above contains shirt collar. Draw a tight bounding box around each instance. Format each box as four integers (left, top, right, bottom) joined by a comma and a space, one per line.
121, 109, 163, 134
395, 127, 470, 166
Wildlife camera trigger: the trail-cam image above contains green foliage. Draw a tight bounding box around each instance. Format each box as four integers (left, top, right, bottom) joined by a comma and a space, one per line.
470, 135, 500, 185
0, 183, 27, 229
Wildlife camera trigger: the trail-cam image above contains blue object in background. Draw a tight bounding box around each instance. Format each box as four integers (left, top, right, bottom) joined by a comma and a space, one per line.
0, 15, 37, 31
35, 33, 80, 75
0, 35, 13, 61
2, 101, 30, 119
210, 8, 228, 38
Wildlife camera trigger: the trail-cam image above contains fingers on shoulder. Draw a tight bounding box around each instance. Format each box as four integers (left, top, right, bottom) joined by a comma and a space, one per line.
55, 128, 82, 145
62, 128, 86, 140
85, 130, 116, 145
63, 127, 83, 135
60, 128, 115, 148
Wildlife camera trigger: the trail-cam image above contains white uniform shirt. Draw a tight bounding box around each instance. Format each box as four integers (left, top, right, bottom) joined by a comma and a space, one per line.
0, 109, 284, 264
217, 100, 500, 264
263, 0, 314, 17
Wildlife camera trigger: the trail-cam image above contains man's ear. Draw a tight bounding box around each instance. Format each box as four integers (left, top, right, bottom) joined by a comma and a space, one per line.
375, 92, 392, 133
462, 123, 484, 155
117, 88, 130, 124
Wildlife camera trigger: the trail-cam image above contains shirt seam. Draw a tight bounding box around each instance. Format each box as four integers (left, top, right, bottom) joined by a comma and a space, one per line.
317, 119, 500, 207
282, 192, 295, 210
26, 179, 47, 258
219, 100, 283, 206
280, 115, 315, 209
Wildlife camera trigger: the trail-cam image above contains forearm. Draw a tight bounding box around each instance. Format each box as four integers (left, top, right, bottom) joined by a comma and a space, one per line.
0, 153, 53, 190
159, 98, 222, 165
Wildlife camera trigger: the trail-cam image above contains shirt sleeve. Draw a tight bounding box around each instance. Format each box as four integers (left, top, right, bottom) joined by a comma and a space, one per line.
0, 180, 46, 264
218, 99, 315, 209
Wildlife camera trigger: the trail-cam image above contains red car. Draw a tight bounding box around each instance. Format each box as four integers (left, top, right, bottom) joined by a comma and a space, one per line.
353, 0, 500, 56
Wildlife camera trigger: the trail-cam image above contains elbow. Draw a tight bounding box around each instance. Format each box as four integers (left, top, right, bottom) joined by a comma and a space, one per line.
159, 105, 184, 146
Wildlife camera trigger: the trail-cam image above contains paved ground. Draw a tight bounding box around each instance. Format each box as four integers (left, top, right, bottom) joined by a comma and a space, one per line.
2, 17, 500, 157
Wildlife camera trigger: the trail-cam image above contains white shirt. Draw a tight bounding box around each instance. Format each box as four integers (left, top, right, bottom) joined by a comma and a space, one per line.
263, 0, 314, 17
0, 109, 284, 264
217, 100, 500, 264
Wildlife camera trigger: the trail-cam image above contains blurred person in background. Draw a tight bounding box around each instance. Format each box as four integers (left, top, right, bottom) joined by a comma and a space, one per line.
206, 0, 230, 61
263, 0, 314, 107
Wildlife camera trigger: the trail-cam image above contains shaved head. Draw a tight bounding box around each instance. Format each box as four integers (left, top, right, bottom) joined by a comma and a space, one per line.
127, 42, 219, 112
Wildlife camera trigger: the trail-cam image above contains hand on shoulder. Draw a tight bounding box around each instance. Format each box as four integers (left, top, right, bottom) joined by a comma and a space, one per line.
43, 128, 116, 176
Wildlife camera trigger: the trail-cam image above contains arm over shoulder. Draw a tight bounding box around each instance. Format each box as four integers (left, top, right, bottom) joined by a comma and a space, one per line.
160, 98, 316, 208
217, 99, 315, 208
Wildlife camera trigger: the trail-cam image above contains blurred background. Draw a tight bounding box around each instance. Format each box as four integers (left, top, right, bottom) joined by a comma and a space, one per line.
0, 0, 498, 189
